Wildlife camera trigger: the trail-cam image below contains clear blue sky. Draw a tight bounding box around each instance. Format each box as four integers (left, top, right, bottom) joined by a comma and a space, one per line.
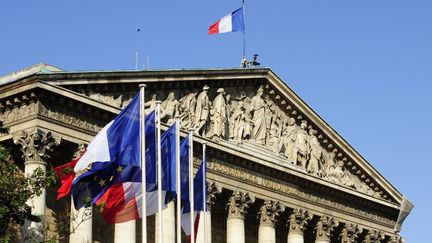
1, 1, 430, 241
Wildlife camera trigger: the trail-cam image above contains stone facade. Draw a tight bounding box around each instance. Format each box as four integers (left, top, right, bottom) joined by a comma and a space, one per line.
0, 64, 410, 242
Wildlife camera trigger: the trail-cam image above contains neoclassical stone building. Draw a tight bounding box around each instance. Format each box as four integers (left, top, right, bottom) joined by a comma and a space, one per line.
0, 64, 411, 243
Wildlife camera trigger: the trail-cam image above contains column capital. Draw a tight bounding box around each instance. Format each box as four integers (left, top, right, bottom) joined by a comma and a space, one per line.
227, 190, 255, 219
315, 215, 339, 242
287, 208, 312, 235
13, 128, 60, 163
339, 223, 363, 243
389, 234, 404, 243
207, 182, 222, 210
362, 230, 385, 243
73, 143, 86, 160
259, 200, 285, 227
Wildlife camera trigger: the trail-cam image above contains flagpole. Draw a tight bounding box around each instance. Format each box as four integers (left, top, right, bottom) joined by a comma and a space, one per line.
175, 115, 181, 243
139, 84, 147, 243
156, 101, 163, 243
242, 0, 246, 59
189, 131, 195, 243
202, 142, 207, 243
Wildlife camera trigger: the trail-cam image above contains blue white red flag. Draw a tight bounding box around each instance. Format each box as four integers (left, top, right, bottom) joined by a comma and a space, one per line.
70, 91, 177, 224
208, 7, 244, 35
181, 142, 207, 240
96, 121, 177, 223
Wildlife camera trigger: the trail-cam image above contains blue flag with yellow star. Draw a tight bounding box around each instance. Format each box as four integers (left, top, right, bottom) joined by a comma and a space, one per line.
71, 94, 158, 209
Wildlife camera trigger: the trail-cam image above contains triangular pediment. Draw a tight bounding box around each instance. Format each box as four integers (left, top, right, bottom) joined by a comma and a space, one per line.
33, 67, 403, 207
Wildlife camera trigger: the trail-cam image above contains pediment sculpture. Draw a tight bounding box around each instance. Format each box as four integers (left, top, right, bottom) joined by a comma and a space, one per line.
81, 84, 379, 199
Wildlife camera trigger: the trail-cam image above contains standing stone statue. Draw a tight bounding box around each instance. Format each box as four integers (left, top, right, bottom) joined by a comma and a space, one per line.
178, 90, 197, 129
293, 121, 309, 169
160, 92, 178, 125
226, 94, 235, 140
231, 95, 249, 143
307, 129, 322, 176
144, 94, 158, 114
250, 87, 267, 145
265, 98, 274, 146
281, 117, 297, 162
211, 88, 228, 140
194, 85, 211, 137
268, 106, 282, 153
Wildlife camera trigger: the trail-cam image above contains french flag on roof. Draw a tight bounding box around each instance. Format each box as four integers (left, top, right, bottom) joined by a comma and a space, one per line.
208, 7, 244, 35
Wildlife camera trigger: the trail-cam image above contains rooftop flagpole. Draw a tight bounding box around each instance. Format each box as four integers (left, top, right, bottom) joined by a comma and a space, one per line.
243, 0, 246, 59
139, 84, 147, 243
156, 101, 163, 243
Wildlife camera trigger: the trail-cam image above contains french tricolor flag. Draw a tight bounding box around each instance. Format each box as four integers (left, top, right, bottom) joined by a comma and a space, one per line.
208, 7, 245, 35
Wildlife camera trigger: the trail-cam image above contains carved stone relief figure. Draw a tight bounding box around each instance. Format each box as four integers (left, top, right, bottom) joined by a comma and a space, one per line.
322, 148, 337, 178
194, 85, 211, 137
210, 88, 228, 141
144, 94, 157, 114
88, 91, 123, 107
293, 120, 309, 169
307, 129, 322, 176
265, 98, 274, 146
267, 104, 282, 153
160, 92, 178, 125
280, 117, 297, 162
227, 94, 236, 140
230, 95, 250, 143
178, 90, 197, 129
250, 87, 267, 145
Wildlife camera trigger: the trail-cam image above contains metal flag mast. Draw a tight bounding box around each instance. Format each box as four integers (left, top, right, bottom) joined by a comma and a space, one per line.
156, 101, 163, 243
175, 116, 181, 243
202, 143, 207, 243
139, 84, 147, 243
189, 131, 195, 243
243, 0, 246, 59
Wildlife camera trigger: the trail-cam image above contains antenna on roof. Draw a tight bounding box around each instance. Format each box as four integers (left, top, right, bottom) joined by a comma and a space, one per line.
142, 55, 150, 70
135, 28, 141, 70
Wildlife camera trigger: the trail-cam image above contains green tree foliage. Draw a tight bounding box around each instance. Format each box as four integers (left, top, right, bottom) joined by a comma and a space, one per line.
0, 122, 56, 241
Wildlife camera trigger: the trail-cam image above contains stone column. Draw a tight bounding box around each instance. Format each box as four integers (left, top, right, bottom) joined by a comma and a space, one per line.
115, 221, 136, 243
339, 223, 362, 243
155, 201, 175, 243
226, 191, 255, 243
362, 230, 385, 243
314, 216, 338, 243
287, 208, 312, 243
69, 201, 92, 243
258, 200, 285, 243
13, 128, 60, 242
196, 182, 222, 243
69, 144, 92, 243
